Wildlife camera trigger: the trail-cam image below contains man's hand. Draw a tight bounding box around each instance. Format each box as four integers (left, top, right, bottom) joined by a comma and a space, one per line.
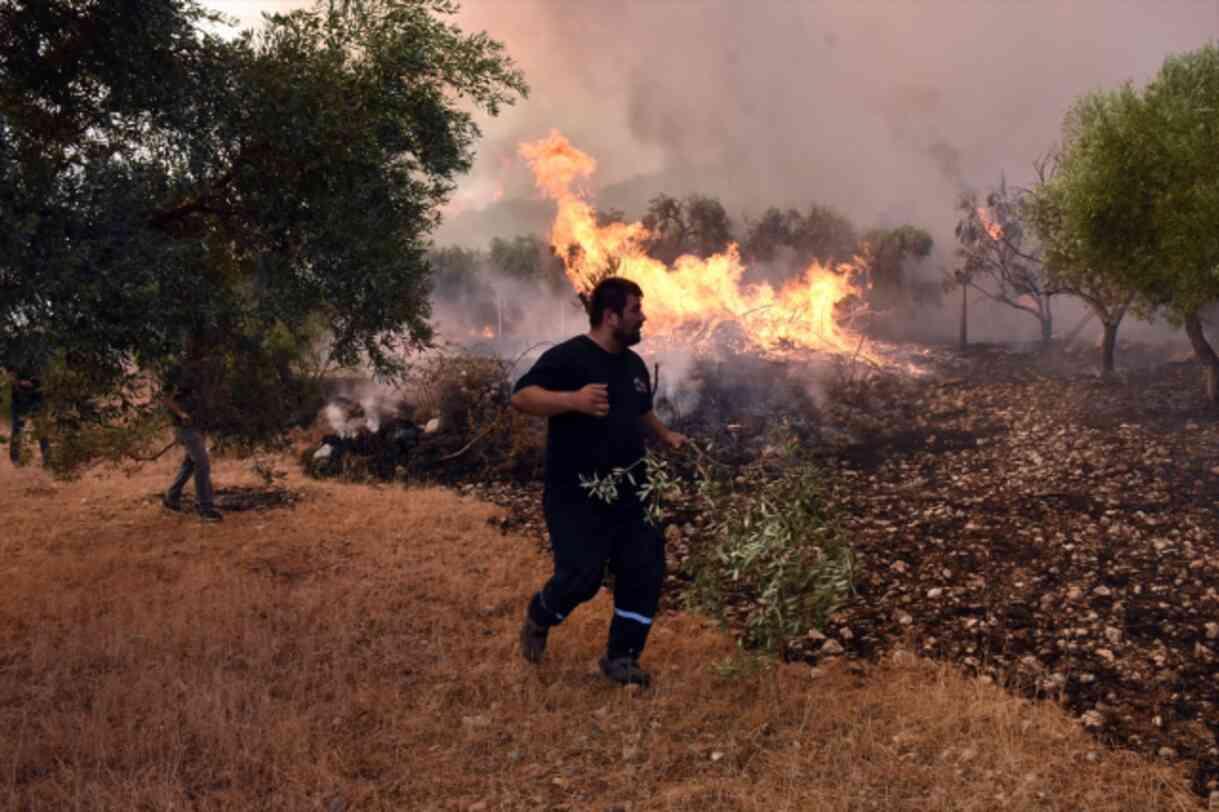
660, 429, 688, 450
569, 383, 609, 417
16, 379, 34, 390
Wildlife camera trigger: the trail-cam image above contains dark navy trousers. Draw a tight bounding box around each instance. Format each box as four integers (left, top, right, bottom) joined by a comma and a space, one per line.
529, 490, 666, 660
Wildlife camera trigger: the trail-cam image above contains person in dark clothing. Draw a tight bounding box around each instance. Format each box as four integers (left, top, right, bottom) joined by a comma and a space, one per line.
162, 361, 222, 522
4, 336, 50, 467
511, 277, 686, 687
6, 363, 49, 467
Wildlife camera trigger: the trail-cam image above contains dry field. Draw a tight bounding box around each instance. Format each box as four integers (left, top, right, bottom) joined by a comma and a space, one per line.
0, 449, 1202, 810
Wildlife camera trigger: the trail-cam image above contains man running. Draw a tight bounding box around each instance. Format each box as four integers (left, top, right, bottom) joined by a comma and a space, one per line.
511, 277, 686, 687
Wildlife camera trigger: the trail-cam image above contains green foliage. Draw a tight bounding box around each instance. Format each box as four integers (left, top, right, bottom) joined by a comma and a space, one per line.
862, 225, 933, 309
429, 236, 573, 337
1027, 45, 1219, 389
641, 193, 734, 265
1034, 45, 1219, 321
581, 434, 854, 655
578, 449, 676, 527
0, 0, 527, 469
742, 204, 858, 275
489, 234, 567, 293
685, 455, 854, 654
36, 354, 167, 477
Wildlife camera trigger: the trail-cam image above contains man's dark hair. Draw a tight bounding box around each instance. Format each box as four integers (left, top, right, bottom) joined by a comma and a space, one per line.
587, 277, 643, 327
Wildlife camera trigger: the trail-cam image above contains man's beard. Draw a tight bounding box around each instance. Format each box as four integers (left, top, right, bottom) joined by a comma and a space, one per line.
614, 324, 642, 346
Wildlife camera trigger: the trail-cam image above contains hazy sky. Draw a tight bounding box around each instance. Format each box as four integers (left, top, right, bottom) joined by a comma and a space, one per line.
205, 1, 1219, 247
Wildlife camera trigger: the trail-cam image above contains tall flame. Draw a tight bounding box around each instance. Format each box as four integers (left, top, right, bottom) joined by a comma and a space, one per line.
519, 130, 870, 356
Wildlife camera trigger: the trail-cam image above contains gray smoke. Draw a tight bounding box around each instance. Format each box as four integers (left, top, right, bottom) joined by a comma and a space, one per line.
441, 1, 1217, 244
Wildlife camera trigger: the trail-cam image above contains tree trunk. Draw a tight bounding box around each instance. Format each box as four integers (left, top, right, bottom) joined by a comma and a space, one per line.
1100, 320, 1119, 379
1184, 312, 1219, 404
959, 283, 968, 351
1039, 297, 1054, 349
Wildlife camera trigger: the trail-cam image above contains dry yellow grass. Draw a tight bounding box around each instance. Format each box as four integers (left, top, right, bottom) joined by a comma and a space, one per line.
0, 450, 1202, 810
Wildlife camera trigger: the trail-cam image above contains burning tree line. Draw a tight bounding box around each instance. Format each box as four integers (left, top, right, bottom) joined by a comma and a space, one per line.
430, 193, 935, 343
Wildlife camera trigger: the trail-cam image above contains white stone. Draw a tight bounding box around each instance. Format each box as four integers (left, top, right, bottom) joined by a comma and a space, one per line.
820, 639, 845, 656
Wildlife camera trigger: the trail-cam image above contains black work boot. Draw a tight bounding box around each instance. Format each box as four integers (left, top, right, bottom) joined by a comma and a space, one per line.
519, 612, 549, 664
161, 492, 183, 512
197, 506, 223, 522
599, 655, 651, 688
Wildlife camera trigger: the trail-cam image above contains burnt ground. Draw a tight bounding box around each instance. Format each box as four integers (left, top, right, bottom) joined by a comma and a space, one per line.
474, 340, 1219, 799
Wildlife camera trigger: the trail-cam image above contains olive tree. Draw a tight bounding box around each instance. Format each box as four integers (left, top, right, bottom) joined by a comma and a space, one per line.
1030, 45, 1219, 399
0, 0, 527, 465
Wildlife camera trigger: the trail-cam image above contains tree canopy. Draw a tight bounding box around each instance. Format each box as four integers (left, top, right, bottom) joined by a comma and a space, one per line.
955, 176, 1060, 346
862, 225, 933, 309
640, 193, 734, 266
741, 204, 858, 270
0, 0, 527, 462
1029, 44, 1219, 398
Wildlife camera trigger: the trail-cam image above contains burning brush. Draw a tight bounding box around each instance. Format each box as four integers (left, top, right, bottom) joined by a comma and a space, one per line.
518, 130, 881, 363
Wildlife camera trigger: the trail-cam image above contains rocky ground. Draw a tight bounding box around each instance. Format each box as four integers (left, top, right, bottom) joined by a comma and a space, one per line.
472, 340, 1219, 799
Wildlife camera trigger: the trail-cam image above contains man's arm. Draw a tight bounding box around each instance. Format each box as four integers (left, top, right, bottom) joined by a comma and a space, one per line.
512, 384, 609, 418
161, 389, 191, 425
641, 410, 687, 449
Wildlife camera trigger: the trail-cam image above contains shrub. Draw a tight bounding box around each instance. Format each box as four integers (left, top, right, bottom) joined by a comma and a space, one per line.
683, 449, 854, 655
403, 353, 544, 483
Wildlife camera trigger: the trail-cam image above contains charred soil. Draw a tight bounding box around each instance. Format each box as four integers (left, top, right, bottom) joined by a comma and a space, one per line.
480, 340, 1219, 800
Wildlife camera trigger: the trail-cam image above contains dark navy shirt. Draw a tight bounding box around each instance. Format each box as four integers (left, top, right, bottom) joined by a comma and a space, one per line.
514, 335, 653, 505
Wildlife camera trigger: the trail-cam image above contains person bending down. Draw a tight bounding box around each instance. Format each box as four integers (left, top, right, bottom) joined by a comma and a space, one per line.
510, 277, 686, 687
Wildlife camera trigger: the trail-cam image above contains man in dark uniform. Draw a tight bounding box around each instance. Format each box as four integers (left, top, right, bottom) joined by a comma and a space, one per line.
511, 277, 686, 687
162, 360, 223, 522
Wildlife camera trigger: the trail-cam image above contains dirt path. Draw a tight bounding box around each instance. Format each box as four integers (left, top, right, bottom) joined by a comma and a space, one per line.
0, 454, 1201, 810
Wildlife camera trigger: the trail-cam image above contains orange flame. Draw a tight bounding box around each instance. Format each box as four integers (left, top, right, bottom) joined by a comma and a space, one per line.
977, 207, 1003, 241
519, 130, 870, 356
